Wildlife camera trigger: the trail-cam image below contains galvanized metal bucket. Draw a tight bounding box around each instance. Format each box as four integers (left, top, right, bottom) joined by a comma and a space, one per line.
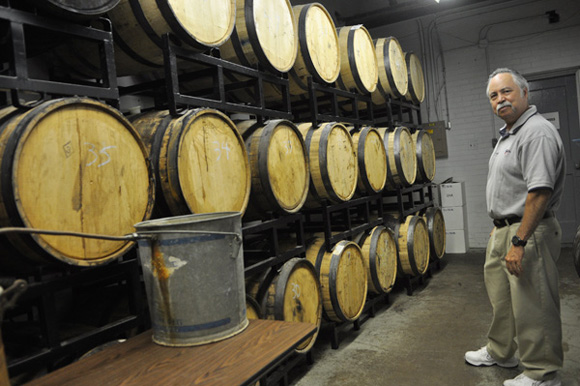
134, 212, 248, 347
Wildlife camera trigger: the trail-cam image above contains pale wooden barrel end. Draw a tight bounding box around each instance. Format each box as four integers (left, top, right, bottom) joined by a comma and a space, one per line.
424, 207, 446, 260
377, 126, 417, 189
0, 97, 154, 266
372, 36, 408, 106
238, 120, 310, 218
352, 126, 387, 195
307, 238, 367, 323
221, 0, 298, 73
262, 258, 323, 353
404, 52, 426, 104
297, 122, 358, 206
288, 3, 340, 97
336, 25, 378, 95
108, 0, 236, 76
131, 108, 251, 217
397, 215, 430, 276
413, 130, 436, 184
359, 226, 398, 294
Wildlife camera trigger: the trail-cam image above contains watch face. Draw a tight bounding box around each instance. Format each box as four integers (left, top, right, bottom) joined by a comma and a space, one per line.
512, 236, 526, 246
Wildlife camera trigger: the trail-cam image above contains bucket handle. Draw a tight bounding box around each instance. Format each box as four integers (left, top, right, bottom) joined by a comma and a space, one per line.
0, 227, 243, 259
0, 227, 241, 242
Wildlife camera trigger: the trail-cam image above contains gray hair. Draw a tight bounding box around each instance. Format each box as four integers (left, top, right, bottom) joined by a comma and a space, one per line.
486, 68, 529, 98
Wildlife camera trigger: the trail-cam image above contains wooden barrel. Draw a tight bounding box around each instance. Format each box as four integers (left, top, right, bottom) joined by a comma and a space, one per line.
423, 207, 446, 260
358, 226, 398, 295
351, 126, 387, 195
297, 122, 358, 207
245, 295, 262, 320
130, 108, 251, 216
0, 97, 154, 266
263, 3, 340, 101
306, 238, 367, 323
0, 332, 7, 386
394, 215, 430, 276
220, 0, 298, 73
413, 130, 436, 183
25, 0, 119, 20
404, 52, 426, 104
377, 127, 417, 189
574, 225, 580, 277
246, 268, 275, 308
261, 258, 323, 353
104, 0, 236, 75
236, 120, 310, 218
371, 36, 408, 106
336, 25, 378, 94
289, 3, 340, 93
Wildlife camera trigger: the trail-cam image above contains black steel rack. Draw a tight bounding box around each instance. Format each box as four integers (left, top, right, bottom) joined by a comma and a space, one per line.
242, 214, 306, 277
291, 77, 375, 128
303, 194, 384, 252
119, 34, 294, 122
0, 3, 119, 107
2, 256, 144, 377
383, 183, 435, 218
0, 2, 439, 377
374, 94, 423, 129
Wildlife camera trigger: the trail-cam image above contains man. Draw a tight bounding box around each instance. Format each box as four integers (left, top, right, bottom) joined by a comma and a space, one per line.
464, 68, 566, 386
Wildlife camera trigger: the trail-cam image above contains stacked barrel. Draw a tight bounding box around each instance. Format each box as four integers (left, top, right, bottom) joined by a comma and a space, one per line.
0, 0, 445, 362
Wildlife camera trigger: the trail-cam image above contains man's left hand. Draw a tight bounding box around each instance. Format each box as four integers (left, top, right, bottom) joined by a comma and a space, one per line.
505, 245, 525, 277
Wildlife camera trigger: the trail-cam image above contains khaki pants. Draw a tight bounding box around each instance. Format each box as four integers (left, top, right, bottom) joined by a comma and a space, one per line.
484, 217, 563, 380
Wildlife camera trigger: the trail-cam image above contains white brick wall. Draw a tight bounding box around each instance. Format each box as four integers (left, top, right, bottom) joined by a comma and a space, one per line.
369, 1, 580, 248
439, 26, 580, 248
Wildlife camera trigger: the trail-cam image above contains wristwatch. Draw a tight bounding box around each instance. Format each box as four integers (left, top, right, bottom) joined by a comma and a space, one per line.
511, 235, 527, 247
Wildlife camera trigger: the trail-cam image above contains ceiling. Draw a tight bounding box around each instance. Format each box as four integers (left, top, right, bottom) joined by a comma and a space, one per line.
327, 0, 511, 29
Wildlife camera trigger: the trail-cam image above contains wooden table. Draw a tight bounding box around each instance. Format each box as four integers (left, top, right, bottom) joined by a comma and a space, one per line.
27, 319, 317, 386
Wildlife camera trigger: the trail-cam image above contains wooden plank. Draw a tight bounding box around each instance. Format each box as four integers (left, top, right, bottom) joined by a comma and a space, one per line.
27, 319, 316, 386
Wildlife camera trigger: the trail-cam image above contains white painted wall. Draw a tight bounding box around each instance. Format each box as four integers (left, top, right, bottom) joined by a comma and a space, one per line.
369, 0, 580, 248
299, 0, 580, 248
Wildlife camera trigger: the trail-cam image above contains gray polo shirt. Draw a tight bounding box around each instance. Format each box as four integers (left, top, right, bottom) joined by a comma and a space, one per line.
486, 105, 565, 219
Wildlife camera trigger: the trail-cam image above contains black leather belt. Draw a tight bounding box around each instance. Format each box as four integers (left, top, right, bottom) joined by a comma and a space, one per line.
493, 211, 553, 228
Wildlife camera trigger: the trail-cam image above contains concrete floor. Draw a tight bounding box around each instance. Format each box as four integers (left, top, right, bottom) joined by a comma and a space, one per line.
288, 247, 580, 386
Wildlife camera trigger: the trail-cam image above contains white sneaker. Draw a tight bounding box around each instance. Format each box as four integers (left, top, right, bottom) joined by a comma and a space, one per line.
464, 346, 519, 368
503, 373, 561, 386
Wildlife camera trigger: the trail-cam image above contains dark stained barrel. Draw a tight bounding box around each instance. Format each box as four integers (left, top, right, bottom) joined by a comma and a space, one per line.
25, 0, 120, 20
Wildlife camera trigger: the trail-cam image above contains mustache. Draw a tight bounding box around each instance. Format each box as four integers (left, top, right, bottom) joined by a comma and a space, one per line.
496, 101, 512, 114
